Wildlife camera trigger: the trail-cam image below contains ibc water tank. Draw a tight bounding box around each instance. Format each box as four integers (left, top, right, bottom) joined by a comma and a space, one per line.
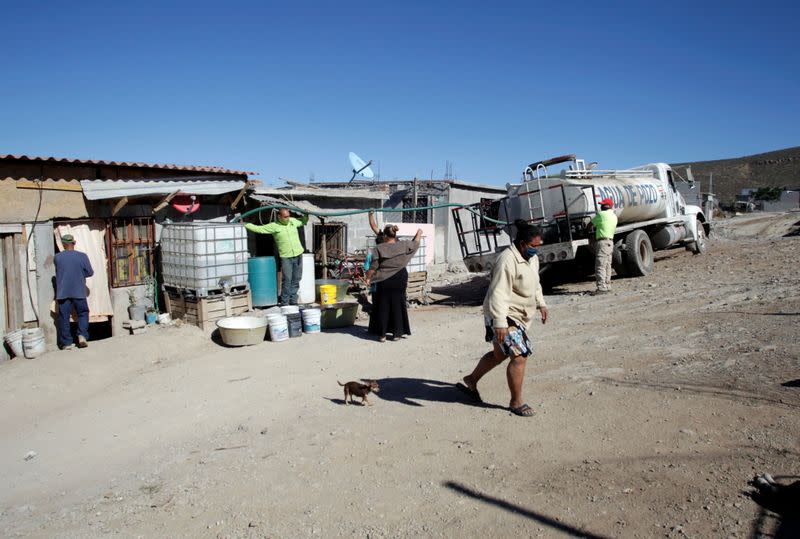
248, 256, 278, 307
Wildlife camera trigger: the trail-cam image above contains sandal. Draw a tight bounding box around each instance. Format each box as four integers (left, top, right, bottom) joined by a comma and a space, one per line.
509, 404, 534, 417
456, 383, 482, 403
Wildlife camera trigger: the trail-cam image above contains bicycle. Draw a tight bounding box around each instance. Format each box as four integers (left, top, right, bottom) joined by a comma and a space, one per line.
324, 249, 367, 286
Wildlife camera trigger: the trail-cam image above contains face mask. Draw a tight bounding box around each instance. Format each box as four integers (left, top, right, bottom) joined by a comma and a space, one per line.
524, 247, 538, 260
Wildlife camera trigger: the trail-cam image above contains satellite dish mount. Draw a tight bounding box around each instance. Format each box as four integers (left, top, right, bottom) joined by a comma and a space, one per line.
348, 151, 375, 183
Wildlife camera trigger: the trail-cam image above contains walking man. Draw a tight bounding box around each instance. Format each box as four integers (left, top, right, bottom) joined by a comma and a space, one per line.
54, 234, 94, 349
592, 197, 618, 294
245, 208, 309, 305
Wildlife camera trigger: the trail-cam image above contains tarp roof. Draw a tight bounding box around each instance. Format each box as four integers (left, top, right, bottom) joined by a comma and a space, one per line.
253, 186, 386, 200
80, 178, 246, 200
248, 193, 322, 214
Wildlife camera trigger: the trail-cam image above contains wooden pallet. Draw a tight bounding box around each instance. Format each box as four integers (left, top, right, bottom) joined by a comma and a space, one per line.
165, 289, 252, 331
162, 283, 249, 298
407, 271, 429, 305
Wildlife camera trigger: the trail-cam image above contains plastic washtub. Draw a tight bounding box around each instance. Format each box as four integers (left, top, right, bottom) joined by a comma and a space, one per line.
216, 316, 268, 346
320, 302, 359, 329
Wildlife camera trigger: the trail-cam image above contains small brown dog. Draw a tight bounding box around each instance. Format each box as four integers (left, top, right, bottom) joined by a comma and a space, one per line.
338, 379, 379, 406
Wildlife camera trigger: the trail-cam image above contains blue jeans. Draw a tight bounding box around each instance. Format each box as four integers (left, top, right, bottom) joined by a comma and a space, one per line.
57, 298, 89, 347
280, 255, 303, 305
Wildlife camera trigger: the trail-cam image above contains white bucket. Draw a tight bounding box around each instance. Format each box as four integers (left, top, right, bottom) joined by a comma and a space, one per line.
269, 315, 289, 342
266, 313, 286, 325
280, 305, 300, 315
22, 328, 46, 359
4, 329, 24, 358
301, 308, 321, 333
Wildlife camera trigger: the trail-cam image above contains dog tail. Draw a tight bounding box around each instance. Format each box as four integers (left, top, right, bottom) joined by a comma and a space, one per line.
337, 380, 345, 386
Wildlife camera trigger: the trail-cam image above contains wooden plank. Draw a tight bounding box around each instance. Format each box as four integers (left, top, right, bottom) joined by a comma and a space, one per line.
19, 226, 36, 323
164, 291, 173, 316
0, 237, 7, 358
229, 182, 250, 210
16, 180, 83, 192
3, 235, 23, 329
112, 197, 129, 216
153, 190, 181, 213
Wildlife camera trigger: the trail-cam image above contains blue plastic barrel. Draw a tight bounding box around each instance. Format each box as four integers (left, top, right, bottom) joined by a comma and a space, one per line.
248, 256, 278, 307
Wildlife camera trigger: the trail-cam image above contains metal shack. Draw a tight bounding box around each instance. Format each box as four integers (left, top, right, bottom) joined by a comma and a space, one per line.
307, 179, 508, 268
0, 154, 255, 358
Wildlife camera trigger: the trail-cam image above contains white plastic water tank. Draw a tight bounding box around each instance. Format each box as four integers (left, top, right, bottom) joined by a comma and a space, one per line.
297, 253, 316, 304
161, 222, 249, 295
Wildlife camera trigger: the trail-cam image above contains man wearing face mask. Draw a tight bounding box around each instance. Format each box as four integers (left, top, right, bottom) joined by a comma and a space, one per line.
245, 207, 309, 305
458, 219, 549, 418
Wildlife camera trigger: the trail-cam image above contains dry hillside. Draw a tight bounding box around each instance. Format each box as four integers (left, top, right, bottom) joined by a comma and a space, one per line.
671, 146, 800, 204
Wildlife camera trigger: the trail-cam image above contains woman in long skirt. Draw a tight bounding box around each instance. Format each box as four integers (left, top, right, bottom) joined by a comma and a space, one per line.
365, 225, 422, 342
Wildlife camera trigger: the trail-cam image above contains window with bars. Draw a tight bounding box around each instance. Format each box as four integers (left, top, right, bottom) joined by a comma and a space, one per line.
313, 222, 347, 259
106, 218, 155, 287
402, 196, 430, 223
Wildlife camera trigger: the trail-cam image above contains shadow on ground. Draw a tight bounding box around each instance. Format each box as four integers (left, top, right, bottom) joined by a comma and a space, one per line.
597, 377, 800, 410
429, 276, 488, 306
746, 475, 800, 539
443, 481, 611, 538
374, 377, 506, 410
318, 324, 377, 342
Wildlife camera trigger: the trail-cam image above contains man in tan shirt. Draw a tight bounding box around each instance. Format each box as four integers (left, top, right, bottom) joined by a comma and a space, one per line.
460, 220, 549, 417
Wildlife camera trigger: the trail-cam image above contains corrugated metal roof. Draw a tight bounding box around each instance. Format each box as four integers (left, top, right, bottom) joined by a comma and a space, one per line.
309, 178, 507, 193
81, 179, 247, 200
1, 154, 256, 176
253, 186, 386, 200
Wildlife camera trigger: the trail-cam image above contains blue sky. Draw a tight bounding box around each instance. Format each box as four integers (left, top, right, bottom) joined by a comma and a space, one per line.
1, 1, 798, 185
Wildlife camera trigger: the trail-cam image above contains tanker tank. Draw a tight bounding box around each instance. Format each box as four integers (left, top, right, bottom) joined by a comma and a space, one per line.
505, 169, 669, 226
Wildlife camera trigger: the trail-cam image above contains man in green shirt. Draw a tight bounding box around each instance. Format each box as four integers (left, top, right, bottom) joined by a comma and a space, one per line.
244, 208, 309, 305
591, 198, 618, 294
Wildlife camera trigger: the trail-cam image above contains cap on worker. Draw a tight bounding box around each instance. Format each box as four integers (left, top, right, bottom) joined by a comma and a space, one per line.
61, 234, 75, 244
600, 198, 614, 208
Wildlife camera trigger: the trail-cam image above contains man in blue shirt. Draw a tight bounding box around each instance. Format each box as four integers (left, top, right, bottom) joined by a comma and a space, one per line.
54, 234, 94, 349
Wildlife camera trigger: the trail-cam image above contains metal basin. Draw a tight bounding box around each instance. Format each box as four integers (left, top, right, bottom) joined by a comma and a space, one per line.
216, 316, 268, 346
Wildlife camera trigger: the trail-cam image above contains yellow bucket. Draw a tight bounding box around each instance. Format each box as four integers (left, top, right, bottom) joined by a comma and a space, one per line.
319, 284, 337, 305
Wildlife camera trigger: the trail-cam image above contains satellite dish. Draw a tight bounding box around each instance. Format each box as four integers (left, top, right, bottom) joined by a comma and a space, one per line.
348, 151, 374, 182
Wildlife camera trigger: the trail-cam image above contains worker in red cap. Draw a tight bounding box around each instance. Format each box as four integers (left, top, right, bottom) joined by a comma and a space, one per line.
591, 197, 618, 294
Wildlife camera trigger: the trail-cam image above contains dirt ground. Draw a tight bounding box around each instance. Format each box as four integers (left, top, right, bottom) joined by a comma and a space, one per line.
1, 212, 798, 539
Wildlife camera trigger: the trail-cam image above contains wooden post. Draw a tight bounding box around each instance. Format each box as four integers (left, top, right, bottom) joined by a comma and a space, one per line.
0, 237, 6, 360
320, 217, 328, 279
412, 178, 418, 222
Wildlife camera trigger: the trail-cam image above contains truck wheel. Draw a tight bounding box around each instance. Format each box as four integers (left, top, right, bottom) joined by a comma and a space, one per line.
611, 241, 627, 278
689, 219, 707, 254
623, 230, 654, 276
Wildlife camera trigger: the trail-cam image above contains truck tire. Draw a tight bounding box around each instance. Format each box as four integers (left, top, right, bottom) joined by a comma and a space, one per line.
689, 219, 707, 255
611, 240, 627, 278
623, 230, 654, 276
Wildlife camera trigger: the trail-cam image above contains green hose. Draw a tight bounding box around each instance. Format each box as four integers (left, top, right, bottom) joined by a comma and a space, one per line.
232, 202, 509, 225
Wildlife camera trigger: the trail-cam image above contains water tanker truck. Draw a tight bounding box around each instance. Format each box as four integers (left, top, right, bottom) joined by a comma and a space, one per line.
453, 154, 710, 278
